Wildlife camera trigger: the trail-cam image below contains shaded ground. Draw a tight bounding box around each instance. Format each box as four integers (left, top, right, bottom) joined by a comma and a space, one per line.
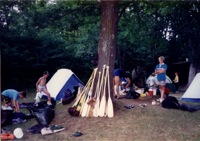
3, 91, 200, 141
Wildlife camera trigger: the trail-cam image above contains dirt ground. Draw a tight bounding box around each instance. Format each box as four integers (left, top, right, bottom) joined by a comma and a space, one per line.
4, 91, 200, 141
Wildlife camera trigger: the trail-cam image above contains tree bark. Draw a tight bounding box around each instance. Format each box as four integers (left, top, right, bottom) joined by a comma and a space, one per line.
188, 63, 200, 85
187, 37, 200, 86
188, 64, 196, 85
97, 0, 119, 98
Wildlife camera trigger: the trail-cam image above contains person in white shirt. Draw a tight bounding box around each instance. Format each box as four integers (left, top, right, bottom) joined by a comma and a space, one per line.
147, 73, 156, 88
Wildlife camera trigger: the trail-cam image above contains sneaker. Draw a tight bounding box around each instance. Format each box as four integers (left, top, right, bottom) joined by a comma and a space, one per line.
34, 103, 39, 107
156, 98, 160, 102
35, 97, 41, 103
139, 103, 147, 107
72, 131, 83, 137
47, 101, 52, 105
124, 105, 135, 109
57, 99, 62, 105
49, 125, 65, 133
41, 127, 54, 135
152, 100, 157, 105
1, 105, 13, 110
160, 98, 164, 103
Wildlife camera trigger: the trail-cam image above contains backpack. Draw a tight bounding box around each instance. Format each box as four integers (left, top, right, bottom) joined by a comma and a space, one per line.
1, 109, 13, 127
68, 107, 80, 116
125, 87, 140, 99
162, 96, 180, 109
62, 88, 78, 105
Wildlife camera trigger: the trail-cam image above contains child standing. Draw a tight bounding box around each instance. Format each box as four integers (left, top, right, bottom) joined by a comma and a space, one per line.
173, 72, 179, 92
147, 73, 156, 88
36, 71, 52, 105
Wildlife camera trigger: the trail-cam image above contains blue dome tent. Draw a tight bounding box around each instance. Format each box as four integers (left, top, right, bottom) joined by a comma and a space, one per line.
45, 69, 84, 101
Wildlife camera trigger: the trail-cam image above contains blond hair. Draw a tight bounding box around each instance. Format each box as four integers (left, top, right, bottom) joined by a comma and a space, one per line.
159, 56, 165, 61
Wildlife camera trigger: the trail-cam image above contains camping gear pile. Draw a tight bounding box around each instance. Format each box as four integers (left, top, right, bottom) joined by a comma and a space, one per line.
162, 96, 200, 112
21, 99, 65, 135
146, 74, 176, 93
125, 87, 140, 99
1, 107, 34, 127
69, 65, 114, 118
1, 99, 60, 139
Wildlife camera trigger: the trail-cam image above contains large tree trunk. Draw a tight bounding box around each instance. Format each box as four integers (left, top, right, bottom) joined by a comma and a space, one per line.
97, 0, 119, 97
187, 38, 200, 86
187, 62, 200, 91
188, 64, 196, 85
187, 63, 200, 86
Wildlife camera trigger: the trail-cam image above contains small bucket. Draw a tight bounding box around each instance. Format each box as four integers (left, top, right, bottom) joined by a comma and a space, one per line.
148, 89, 153, 96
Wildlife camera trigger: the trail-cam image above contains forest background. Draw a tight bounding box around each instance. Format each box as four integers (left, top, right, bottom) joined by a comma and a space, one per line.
1, 0, 200, 91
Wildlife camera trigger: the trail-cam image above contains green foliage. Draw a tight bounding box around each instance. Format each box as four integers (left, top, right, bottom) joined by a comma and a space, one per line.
117, 1, 200, 72
165, 1, 200, 66
1, 0, 101, 89
118, 1, 169, 69
1, 0, 200, 89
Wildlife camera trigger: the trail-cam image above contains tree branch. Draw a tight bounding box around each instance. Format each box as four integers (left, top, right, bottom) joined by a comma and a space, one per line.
117, 2, 132, 24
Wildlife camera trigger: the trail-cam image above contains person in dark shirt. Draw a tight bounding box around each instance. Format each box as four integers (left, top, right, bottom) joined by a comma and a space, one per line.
113, 69, 132, 98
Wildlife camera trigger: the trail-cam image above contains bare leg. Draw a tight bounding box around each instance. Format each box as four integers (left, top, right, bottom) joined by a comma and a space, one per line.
159, 85, 165, 102
43, 89, 51, 103
114, 76, 120, 98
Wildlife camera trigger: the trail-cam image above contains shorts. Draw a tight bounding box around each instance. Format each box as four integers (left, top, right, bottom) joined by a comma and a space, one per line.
158, 81, 166, 86
1, 95, 11, 104
114, 69, 120, 76
38, 85, 47, 91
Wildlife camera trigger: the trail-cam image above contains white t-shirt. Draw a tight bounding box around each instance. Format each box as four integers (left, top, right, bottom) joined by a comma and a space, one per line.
148, 76, 156, 86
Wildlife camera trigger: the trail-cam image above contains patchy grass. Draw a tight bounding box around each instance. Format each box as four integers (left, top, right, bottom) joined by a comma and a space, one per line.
4, 90, 200, 141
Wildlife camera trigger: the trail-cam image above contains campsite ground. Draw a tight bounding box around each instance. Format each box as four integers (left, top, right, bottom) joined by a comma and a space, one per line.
4, 90, 200, 141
